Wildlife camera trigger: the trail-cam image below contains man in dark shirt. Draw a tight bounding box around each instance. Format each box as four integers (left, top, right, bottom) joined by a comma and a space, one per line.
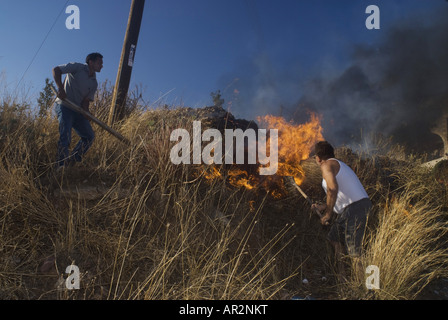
52, 52, 103, 170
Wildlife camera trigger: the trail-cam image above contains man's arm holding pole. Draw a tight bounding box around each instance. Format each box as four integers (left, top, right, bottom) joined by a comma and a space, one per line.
318, 162, 338, 226
287, 176, 330, 225
52, 66, 67, 100
50, 84, 130, 145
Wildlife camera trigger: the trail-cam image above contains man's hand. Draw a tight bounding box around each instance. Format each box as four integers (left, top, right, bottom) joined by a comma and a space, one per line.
311, 203, 326, 213
57, 88, 67, 100
320, 212, 332, 226
312, 203, 331, 226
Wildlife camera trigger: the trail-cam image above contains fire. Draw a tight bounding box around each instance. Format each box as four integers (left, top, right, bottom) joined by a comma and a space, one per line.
201, 112, 324, 198
257, 112, 324, 186
228, 168, 256, 190
203, 166, 222, 180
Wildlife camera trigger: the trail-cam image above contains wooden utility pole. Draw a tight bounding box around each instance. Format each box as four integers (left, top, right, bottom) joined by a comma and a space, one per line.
108, 0, 145, 125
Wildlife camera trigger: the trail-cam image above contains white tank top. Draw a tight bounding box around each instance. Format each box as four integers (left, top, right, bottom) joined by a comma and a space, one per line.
322, 158, 369, 214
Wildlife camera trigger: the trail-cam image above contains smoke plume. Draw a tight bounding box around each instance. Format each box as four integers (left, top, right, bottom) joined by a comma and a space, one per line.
300, 8, 448, 154
222, 7, 448, 155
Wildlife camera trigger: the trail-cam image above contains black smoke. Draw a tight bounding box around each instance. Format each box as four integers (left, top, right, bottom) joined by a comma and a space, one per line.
298, 8, 448, 154
221, 7, 448, 155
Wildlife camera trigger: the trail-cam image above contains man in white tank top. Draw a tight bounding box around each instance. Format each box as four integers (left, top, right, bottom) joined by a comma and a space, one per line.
311, 141, 372, 279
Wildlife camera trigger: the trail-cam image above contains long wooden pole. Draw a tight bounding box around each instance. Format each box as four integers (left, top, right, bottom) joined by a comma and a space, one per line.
51, 85, 130, 145
108, 0, 146, 126
286, 176, 324, 220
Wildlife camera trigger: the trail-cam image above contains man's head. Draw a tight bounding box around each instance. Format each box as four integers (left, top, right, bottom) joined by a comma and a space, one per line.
86, 52, 103, 73
314, 141, 335, 162
433, 159, 448, 186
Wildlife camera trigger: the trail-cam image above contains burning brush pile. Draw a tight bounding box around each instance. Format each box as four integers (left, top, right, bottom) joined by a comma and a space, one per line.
188, 106, 325, 200
137, 104, 325, 199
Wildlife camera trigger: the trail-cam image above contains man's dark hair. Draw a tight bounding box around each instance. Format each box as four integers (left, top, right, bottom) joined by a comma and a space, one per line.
86, 52, 103, 65
315, 141, 335, 160
433, 159, 448, 185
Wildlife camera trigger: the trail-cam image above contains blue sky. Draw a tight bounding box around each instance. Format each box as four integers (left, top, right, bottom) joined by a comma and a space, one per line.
0, 0, 446, 119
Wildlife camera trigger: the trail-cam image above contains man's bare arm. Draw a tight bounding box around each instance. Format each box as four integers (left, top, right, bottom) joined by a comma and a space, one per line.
321, 161, 339, 224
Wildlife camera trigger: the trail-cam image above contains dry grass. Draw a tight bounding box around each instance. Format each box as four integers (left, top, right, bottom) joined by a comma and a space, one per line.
0, 84, 447, 300
336, 142, 448, 299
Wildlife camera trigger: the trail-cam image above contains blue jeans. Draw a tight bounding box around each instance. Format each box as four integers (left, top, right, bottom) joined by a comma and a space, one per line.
55, 103, 95, 167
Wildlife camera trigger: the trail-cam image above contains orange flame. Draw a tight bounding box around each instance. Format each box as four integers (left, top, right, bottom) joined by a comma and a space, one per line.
202, 112, 324, 198
203, 166, 222, 180
257, 112, 324, 186
228, 168, 256, 190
